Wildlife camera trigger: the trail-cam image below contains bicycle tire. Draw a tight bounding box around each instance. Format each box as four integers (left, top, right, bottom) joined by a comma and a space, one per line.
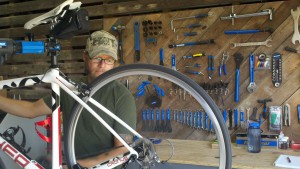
64, 63, 232, 169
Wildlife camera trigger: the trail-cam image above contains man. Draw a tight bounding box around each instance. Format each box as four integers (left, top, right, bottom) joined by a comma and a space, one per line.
0, 30, 137, 168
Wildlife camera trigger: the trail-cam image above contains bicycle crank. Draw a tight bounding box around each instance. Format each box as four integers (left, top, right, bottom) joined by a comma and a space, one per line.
247, 53, 257, 93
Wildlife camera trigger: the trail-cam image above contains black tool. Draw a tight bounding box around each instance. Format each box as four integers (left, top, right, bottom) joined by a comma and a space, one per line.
142, 110, 146, 131
161, 109, 166, 132
207, 55, 215, 79
234, 53, 244, 102
134, 21, 140, 62
297, 104, 300, 123
112, 25, 126, 64
284, 46, 300, 53
257, 98, 272, 119
168, 39, 214, 48
154, 109, 161, 132
159, 48, 164, 66
166, 109, 172, 133
272, 53, 282, 87
224, 28, 274, 34
228, 109, 233, 130
249, 107, 258, 121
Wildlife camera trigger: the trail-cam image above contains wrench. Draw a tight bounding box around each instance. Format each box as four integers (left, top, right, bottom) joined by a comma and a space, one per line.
230, 39, 272, 48
291, 7, 300, 44
247, 53, 257, 93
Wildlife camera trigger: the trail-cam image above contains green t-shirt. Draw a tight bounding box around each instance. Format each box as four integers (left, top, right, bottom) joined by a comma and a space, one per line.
44, 80, 136, 158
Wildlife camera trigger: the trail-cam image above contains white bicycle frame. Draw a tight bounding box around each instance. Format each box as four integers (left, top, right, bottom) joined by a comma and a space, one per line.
0, 68, 141, 169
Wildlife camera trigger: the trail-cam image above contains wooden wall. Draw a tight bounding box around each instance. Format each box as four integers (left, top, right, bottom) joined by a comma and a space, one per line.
0, 0, 299, 142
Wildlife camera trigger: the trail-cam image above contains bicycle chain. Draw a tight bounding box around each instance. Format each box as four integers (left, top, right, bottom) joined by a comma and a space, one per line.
271, 53, 282, 87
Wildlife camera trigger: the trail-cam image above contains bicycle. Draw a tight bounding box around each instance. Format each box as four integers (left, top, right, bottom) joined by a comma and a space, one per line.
0, 0, 232, 169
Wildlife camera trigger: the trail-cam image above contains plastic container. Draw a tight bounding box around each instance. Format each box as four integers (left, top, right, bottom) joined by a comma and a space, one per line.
247, 122, 261, 153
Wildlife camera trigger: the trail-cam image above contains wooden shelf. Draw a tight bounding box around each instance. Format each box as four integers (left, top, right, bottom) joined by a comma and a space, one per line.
155, 139, 300, 169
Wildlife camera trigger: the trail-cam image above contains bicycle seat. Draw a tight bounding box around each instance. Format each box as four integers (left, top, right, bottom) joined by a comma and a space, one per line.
24, 0, 82, 29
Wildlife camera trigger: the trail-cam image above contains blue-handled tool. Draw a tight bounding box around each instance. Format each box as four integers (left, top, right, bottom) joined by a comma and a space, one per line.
198, 111, 203, 129
171, 54, 176, 71
224, 28, 273, 34
159, 48, 164, 66
134, 22, 140, 62
185, 70, 204, 75
183, 32, 198, 36
247, 53, 257, 93
207, 55, 215, 79
234, 108, 238, 130
194, 112, 198, 128
228, 109, 233, 130
219, 51, 229, 76
150, 109, 155, 131
204, 113, 208, 131
166, 109, 172, 133
234, 53, 244, 102
209, 119, 214, 133
142, 110, 146, 131
180, 111, 183, 125
161, 109, 166, 132
297, 104, 300, 123
169, 39, 214, 48
155, 109, 161, 132
222, 109, 227, 123
146, 109, 151, 131
189, 112, 193, 127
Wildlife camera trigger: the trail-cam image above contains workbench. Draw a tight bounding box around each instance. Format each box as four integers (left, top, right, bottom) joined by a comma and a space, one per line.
155, 139, 300, 169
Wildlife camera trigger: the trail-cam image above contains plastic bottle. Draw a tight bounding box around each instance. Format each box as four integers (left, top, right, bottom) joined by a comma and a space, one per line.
247, 122, 261, 153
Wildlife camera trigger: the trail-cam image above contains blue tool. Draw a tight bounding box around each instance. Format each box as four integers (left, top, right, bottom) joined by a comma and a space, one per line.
234, 53, 244, 102
159, 48, 164, 66
207, 55, 215, 79
247, 53, 257, 93
189, 112, 193, 127
150, 109, 155, 131
234, 108, 238, 130
193, 112, 198, 128
166, 109, 172, 133
155, 109, 161, 132
134, 21, 140, 62
224, 28, 273, 34
222, 109, 227, 123
219, 52, 229, 76
142, 110, 146, 131
298, 104, 300, 123
209, 119, 214, 133
198, 111, 203, 129
161, 109, 166, 132
204, 113, 208, 130
180, 111, 183, 125
171, 54, 176, 71
183, 32, 197, 36
146, 109, 151, 131
185, 70, 204, 75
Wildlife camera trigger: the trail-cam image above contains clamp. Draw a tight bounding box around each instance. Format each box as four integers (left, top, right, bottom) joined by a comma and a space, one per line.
219, 52, 229, 76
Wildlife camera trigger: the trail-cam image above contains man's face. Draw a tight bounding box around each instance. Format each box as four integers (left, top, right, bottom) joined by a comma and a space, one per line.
83, 52, 115, 82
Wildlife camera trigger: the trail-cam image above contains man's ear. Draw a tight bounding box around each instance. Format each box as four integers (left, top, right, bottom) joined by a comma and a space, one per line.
82, 51, 88, 61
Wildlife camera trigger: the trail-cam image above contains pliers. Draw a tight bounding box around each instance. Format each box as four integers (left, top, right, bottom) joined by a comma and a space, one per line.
219, 52, 229, 76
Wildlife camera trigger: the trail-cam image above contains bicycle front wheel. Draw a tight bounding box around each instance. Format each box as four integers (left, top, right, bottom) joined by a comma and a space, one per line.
64, 63, 232, 169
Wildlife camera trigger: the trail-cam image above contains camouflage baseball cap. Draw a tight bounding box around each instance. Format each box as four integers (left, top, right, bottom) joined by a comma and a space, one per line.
85, 30, 118, 60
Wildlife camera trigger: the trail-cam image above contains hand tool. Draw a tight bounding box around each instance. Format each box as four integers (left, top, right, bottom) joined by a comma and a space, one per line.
272, 53, 282, 87
154, 109, 161, 132
209, 119, 214, 133
247, 53, 257, 93
146, 109, 151, 131
228, 109, 233, 130
222, 109, 227, 123
159, 48, 164, 66
145, 37, 157, 45
171, 54, 176, 70
207, 55, 215, 79
161, 109, 166, 132
166, 109, 172, 133
234, 53, 243, 102
193, 112, 198, 128
134, 21, 140, 62
291, 7, 300, 44
298, 104, 300, 123
224, 28, 274, 34
189, 112, 193, 128
185, 63, 201, 67
183, 111, 186, 125
198, 111, 203, 129
171, 12, 212, 32
173, 110, 177, 122
284, 46, 300, 53
219, 51, 229, 76
240, 108, 247, 129
142, 110, 146, 131
234, 108, 238, 130
283, 104, 290, 126
169, 39, 214, 48
174, 23, 207, 32
257, 98, 272, 119
220, 7, 273, 25
230, 39, 272, 48
249, 107, 258, 121
182, 53, 205, 59
204, 112, 208, 131
185, 70, 204, 75
183, 32, 198, 36
180, 111, 183, 125
111, 25, 125, 64
150, 109, 155, 131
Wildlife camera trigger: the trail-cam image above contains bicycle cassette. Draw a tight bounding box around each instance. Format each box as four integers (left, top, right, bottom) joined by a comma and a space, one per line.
272, 53, 282, 87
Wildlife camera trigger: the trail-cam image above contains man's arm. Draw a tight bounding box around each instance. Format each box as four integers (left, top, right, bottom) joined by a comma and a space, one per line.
0, 95, 51, 118
77, 135, 133, 168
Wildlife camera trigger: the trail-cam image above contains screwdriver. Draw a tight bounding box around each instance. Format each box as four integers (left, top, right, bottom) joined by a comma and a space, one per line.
182, 53, 205, 59
284, 46, 300, 54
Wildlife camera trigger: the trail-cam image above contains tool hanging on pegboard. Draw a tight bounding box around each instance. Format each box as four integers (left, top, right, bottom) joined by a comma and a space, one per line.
271, 53, 282, 87
134, 21, 140, 62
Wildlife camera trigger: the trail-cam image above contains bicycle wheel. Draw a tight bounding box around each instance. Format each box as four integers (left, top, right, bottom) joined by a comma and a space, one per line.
64, 63, 232, 169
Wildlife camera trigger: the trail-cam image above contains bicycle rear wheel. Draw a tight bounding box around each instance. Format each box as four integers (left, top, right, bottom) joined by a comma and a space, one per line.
64, 64, 232, 169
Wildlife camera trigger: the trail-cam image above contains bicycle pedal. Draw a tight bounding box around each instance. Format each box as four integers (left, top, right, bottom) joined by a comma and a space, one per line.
272, 53, 282, 87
